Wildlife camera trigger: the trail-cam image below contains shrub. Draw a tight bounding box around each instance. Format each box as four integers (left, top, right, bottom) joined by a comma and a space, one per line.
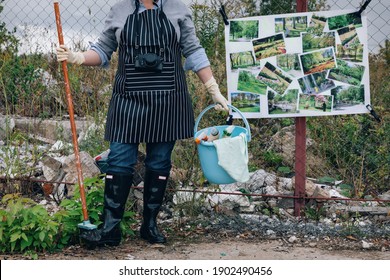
0, 176, 136, 254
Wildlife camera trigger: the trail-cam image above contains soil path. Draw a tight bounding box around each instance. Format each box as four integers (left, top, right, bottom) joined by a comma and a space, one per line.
4, 238, 387, 260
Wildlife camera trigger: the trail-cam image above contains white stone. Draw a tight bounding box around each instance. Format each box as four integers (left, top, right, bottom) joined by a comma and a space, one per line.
266, 229, 276, 236
264, 186, 279, 196
362, 240, 372, 249
173, 191, 202, 205
288, 236, 298, 243
50, 140, 72, 152
322, 218, 333, 226
329, 189, 348, 198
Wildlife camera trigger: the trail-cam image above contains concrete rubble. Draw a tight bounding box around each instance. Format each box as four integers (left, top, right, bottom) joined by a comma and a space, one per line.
0, 118, 389, 250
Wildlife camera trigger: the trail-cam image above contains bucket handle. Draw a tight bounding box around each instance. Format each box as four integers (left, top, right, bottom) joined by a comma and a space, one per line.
194, 104, 251, 142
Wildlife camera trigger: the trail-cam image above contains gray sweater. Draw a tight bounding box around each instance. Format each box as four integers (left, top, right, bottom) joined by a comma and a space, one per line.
92, 0, 209, 71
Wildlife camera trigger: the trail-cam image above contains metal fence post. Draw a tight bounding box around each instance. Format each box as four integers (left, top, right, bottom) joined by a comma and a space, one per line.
294, 0, 308, 217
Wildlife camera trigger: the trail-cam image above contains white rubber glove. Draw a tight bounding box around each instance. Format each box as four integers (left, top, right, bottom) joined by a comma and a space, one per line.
56, 45, 85, 65
204, 77, 229, 112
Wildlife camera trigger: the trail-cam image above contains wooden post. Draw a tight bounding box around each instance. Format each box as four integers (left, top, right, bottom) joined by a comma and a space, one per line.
294, 0, 308, 217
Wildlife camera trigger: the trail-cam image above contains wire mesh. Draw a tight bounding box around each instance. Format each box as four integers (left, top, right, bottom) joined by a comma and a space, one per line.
1, 1, 389, 53
0, 0, 389, 207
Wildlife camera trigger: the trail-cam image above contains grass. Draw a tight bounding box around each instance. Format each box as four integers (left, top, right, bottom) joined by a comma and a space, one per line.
237, 81, 267, 95
233, 105, 260, 112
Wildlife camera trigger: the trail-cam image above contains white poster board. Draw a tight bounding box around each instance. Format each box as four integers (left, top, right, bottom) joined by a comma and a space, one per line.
225, 10, 370, 118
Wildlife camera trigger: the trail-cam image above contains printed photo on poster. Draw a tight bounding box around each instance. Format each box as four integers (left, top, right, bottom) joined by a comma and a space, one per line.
230, 51, 259, 71
229, 20, 259, 42
308, 14, 326, 34
257, 62, 292, 95
231, 92, 261, 113
328, 12, 362, 30
298, 71, 336, 95
275, 16, 308, 37
237, 70, 267, 95
300, 47, 337, 75
302, 32, 336, 53
299, 94, 333, 112
276, 54, 302, 77
252, 33, 286, 61
268, 89, 299, 114
328, 59, 365, 86
331, 85, 365, 111
336, 44, 364, 62
337, 25, 360, 46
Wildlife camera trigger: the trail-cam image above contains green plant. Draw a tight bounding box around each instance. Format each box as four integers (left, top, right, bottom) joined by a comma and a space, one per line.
0, 194, 60, 253
263, 150, 283, 167
304, 204, 326, 221
340, 212, 364, 238
79, 120, 109, 157
238, 188, 253, 202
277, 166, 292, 177
318, 176, 336, 185
0, 132, 45, 183
59, 175, 136, 239
338, 183, 354, 198
0, 175, 136, 254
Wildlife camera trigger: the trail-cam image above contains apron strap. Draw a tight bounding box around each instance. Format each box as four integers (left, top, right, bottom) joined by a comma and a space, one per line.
133, 0, 166, 57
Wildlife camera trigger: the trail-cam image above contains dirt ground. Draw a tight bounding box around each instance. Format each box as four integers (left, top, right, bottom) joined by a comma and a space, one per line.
2, 236, 389, 260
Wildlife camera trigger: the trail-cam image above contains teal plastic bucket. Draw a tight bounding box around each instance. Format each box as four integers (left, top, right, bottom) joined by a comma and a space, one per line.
194, 104, 251, 185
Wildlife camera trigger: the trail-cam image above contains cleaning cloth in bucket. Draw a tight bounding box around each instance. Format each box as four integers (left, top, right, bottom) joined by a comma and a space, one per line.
213, 133, 250, 182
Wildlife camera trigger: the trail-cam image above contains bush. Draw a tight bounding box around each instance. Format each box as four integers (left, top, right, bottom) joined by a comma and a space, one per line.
0, 176, 136, 254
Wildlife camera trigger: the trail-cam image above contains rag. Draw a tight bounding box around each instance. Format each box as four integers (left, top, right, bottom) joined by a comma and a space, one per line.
213, 133, 250, 182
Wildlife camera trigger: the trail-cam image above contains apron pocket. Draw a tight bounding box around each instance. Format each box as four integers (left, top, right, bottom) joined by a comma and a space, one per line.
124, 62, 175, 92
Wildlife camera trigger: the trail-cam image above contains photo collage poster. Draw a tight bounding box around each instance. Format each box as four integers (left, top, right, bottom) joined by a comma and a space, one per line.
225, 10, 370, 118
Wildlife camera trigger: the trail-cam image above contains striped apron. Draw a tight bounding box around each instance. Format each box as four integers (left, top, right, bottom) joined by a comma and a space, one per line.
104, 4, 194, 143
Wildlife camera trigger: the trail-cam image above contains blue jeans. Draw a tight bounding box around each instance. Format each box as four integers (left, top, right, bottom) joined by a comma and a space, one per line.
106, 141, 176, 175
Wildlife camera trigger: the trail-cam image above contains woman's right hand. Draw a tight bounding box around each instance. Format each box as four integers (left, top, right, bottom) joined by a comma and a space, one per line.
56, 45, 85, 65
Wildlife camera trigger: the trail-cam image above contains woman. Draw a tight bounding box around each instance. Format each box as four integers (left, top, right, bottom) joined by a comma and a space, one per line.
57, 0, 229, 246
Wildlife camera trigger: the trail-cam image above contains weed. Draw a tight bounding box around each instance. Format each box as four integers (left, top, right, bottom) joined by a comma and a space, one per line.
304, 204, 326, 221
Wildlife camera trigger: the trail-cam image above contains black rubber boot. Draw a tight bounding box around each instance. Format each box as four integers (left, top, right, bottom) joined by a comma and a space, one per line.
97, 173, 132, 247
140, 169, 169, 244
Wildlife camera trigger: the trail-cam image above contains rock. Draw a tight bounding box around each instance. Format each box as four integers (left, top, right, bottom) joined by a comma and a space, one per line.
306, 180, 330, 198
267, 199, 277, 208
13, 117, 89, 143
240, 204, 256, 213
62, 151, 101, 196
41, 156, 62, 181
288, 236, 298, 243
322, 218, 333, 226
50, 140, 72, 152
263, 186, 279, 196
40, 156, 67, 197
268, 126, 297, 163
378, 191, 390, 201
173, 190, 202, 205
277, 197, 294, 209
329, 189, 348, 198
362, 240, 372, 249
233, 169, 293, 197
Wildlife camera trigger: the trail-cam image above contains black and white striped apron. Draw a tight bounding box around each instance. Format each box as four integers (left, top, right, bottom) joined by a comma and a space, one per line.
104, 4, 194, 143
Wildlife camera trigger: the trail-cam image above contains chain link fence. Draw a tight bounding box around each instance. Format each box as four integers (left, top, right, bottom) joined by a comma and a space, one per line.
2, 0, 389, 53
1, 0, 389, 215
